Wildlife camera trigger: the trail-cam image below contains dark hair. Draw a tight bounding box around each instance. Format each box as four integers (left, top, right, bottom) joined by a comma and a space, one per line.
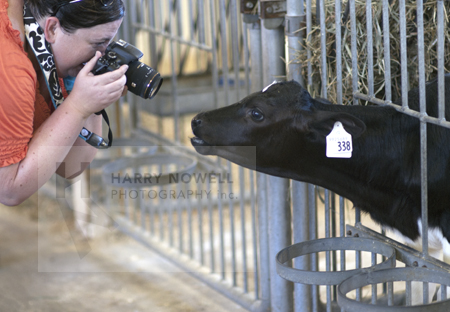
26, 0, 125, 33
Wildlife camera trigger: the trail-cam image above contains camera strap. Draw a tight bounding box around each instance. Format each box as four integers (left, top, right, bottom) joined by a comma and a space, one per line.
23, 4, 113, 149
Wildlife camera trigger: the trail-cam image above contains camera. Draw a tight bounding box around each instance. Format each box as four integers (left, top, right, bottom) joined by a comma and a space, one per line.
92, 39, 163, 99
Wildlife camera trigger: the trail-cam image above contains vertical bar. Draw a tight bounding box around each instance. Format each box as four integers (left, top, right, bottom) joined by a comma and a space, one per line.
325, 189, 332, 312
335, 0, 342, 103
306, 0, 319, 309
349, 0, 359, 105
209, 0, 219, 110
239, 167, 248, 293
399, 0, 409, 107
168, 0, 179, 142
286, 0, 310, 310
249, 171, 258, 297
230, 0, 241, 102
257, 173, 270, 305
406, 281, 412, 306
197, 181, 205, 266
218, 181, 226, 279
382, 0, 391, 102
248, 19, 264, 303
207, 179, 215, 272
366, 0, 374, 97
309, 186, 318, 312
227, 164, 237, 286
339, 196, 346, 312
261, 18, 291, 311
186, 183, 194, 259
229, 1, 240, 287
319, 0, 327, 98
417, 0, 429, 304
306, 0, 313, 87
437, 0, 445, 120
219, 0, 230, 107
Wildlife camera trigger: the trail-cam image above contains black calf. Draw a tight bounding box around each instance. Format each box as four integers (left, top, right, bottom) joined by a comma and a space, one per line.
191, 75, 450, 245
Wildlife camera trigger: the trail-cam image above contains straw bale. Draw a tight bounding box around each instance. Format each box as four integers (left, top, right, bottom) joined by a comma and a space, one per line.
296, 0, 450, 105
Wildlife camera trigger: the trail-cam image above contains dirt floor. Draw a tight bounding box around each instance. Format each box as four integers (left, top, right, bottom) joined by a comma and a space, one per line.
0, 194, 248, 312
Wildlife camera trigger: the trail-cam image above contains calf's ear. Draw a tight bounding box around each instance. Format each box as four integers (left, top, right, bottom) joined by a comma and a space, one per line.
308, 111, 366, 138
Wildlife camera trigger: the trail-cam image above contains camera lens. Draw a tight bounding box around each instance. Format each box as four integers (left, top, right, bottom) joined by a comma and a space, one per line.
126, 61, 163, 99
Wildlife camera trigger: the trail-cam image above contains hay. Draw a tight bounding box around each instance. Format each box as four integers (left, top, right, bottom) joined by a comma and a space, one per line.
296, 0, 450, 105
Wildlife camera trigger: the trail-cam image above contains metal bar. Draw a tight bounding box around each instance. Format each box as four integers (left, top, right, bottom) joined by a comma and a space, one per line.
168, 0, 179, 142
319, 0, 327, 98
257, 173, 270, 306
382, 0, 391, 102
130, 23, 214, 51
230, 0, 241, 102
219, 0, 230, 106
437, 0, 446, 121
335, 0, 342, 104
353, 92, 450, 130
399, 0, 409, 108
247, 19, 265, 304
349, 0, 358, 105
227, 163, 237, 287
306, 0, 313, 87
366, 0, 374, 97
286, 0, 310, 310
325, 190, 332, 312
197, 181, 205, 266
310, 185, 319, 312
207, 179, 215, 273
249, 170, 258, 298
261, 18, 292, 311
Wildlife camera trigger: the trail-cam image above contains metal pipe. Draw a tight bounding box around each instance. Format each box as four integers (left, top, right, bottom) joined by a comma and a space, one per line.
399, 0, 409, 107
382, 0, 392, 102
349, 0, 358, 105
261, 19, 292, 312
286, 0, 311, 311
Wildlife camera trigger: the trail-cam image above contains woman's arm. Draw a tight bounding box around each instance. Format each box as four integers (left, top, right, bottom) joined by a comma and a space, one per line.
0, 53, 127, 206
55, 113, 102, 179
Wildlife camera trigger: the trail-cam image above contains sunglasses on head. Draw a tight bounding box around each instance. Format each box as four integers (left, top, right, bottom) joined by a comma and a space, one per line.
52, 0, 114, 16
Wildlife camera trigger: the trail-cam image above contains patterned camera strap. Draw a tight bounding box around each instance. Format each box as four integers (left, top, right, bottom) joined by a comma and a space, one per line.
23, 4, 112, 149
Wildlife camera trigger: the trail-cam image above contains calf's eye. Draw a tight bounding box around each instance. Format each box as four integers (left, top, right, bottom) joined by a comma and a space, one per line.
251, 108, 264, 122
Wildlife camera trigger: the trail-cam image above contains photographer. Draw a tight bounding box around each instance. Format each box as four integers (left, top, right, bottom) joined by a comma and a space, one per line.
0, 0, 127, 206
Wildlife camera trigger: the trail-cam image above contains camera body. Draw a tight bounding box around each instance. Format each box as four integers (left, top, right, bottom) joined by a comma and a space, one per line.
92, 39, 162, 99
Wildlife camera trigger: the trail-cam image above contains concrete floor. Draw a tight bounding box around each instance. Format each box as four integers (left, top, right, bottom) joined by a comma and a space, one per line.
0, 196, 248, 312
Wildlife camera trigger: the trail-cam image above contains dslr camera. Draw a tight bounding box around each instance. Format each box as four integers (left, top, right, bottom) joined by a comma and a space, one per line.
92, 39, 163, 99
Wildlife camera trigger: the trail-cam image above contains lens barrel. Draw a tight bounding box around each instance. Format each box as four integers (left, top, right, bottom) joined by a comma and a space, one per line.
126, 61, 163, 99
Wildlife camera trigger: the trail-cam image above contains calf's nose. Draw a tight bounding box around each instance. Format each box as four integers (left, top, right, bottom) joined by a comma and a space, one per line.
191, 117, 202, 130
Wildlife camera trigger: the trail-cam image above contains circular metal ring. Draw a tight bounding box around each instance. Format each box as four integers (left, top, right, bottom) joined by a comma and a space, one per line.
337, 267, 450, 311
276, 237, 396, 285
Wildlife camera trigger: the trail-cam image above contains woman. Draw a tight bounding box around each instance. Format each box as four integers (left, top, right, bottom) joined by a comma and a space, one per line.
0, 0, 127, 205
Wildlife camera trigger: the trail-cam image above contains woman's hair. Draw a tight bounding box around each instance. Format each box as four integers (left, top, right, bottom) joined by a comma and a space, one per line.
26, 0, 125, 33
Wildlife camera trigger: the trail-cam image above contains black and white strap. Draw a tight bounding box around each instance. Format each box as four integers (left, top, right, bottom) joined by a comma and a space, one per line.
23, 4, 112, 148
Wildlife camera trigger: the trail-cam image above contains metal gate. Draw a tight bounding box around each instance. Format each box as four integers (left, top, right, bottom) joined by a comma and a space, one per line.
88, 0, 450, 311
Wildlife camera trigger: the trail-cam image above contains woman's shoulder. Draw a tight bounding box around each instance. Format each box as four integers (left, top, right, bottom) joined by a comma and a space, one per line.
2, 0, 25, 44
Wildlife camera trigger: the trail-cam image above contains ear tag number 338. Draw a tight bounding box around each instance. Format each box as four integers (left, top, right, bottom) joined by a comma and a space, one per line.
326, 121, 352, 158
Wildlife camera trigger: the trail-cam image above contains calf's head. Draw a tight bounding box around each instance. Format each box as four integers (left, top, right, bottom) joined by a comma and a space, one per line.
191, 81, 366, 175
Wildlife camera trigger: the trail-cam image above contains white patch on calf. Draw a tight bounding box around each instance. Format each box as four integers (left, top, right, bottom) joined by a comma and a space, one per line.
262, 80, 279, 92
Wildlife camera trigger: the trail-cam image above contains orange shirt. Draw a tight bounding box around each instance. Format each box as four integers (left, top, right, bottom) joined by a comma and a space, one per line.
0, 0, 66, 167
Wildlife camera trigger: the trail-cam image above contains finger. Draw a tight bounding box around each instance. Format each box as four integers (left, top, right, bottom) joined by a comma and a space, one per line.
79, 51, 102, 75
101, 65, 128, 84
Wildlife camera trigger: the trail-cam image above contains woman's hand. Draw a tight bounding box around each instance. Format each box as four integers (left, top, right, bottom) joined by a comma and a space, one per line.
66, 51, 128, 118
